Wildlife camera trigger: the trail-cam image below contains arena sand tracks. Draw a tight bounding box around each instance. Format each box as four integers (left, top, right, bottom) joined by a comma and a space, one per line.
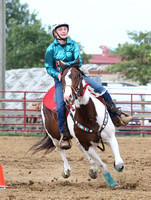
0, 136, 151, 200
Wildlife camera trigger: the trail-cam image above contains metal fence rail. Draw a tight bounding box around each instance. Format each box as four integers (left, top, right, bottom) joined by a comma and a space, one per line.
0, 90, 44, 134
0, 90, 151, 136
112, 92, 151, 136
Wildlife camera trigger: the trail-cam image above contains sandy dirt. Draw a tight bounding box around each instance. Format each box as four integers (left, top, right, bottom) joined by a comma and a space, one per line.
0, 136, 151, 200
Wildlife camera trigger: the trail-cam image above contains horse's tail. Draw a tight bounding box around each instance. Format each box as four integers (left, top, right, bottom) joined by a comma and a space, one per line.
29, 131, 55, 155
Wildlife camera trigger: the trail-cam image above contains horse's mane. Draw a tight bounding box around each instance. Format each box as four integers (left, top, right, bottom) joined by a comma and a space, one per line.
62, 63, 85, 75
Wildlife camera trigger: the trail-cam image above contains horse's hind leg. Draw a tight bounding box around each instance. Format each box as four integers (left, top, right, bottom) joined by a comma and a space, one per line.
41, 104, 71, 179
107, 135, 125, 172
59, 149, 71, 179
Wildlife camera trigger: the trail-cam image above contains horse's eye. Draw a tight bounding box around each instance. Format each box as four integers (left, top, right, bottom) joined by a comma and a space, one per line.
75, 75, 79, 79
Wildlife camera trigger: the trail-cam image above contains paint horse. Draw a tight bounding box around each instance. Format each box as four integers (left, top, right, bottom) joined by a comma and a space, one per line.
32, 61, 125, 189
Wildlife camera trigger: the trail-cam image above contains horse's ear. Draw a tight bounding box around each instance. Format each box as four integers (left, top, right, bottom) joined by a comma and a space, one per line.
58, 60, 65, 69
75, 56, 80, 65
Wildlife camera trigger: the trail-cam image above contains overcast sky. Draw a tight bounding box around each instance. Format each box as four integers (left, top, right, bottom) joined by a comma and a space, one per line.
20, 0, 151, 54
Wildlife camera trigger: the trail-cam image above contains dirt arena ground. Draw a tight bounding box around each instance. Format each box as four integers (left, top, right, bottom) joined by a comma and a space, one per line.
0, 136, 151, 200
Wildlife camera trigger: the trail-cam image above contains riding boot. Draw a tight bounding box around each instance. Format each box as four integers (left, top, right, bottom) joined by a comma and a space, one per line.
59, 120, 72, 150
104, 99, 133, 127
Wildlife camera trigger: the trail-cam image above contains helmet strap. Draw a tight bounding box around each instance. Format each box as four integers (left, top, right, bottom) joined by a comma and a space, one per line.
53, 31, 67, 41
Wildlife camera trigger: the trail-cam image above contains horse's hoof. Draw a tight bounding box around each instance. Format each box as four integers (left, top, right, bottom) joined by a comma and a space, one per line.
89, 168, 98, 179
114, 162, 125, 172
62, 169, 71, 179
111, 183, 120, 190
103, 172, 119, 189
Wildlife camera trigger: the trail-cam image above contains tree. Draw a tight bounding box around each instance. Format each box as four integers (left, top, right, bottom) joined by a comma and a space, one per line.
78, 42, 92, 64
109, 31, 151, 85
6, 0, 90, 70
6, 0, 37, 31
6, 0, 54, 69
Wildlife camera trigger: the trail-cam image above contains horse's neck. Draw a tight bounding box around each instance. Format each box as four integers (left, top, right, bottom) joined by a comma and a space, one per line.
75, 80, 90, 108
75, 80, 103, 109
74, 90, 95, 123
74, 81, 105, 129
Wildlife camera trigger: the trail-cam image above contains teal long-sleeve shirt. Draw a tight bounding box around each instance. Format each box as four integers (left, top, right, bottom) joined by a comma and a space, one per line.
45, 38, 83, 80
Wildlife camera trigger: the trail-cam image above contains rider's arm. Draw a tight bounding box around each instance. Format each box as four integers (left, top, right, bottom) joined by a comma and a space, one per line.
45, 46, 59, 79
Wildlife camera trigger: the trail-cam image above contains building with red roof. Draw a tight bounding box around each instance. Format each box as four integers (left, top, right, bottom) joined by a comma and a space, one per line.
87, 45, 137, 85
89, 45, 121, 65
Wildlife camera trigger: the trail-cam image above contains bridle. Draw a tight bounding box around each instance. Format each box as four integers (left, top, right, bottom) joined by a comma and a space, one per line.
62, 66, 83, 104
65, 76, 82, 100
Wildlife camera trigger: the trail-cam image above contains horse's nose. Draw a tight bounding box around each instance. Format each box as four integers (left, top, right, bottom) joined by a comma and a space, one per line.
64, 86, 73, 102
64, 93, 73, 102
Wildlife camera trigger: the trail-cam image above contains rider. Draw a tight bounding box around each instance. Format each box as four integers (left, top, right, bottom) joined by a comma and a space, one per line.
45, 21, 132, 150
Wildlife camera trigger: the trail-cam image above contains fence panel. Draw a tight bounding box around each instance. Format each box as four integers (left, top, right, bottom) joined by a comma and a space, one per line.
112, 92, 151, 136
0, 90, 45, 135
0, 90, 151, 136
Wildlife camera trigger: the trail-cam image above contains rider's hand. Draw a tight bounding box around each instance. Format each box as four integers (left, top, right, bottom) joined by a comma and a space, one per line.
58, 73, 62, 81
57, 60, 66, 66
60, 60, 65, 65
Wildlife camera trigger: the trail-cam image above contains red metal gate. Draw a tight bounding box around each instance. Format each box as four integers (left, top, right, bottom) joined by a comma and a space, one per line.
0, 90, 44, 134
0, 91, 151, 135
112, 92, 151, 135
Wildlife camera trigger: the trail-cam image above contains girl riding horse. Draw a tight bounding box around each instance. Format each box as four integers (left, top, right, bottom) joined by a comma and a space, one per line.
45, 21, 132, 149
32, 62, 125, 189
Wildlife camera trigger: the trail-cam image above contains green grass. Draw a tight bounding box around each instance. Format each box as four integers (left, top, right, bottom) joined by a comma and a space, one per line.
0, 131, 150, 137
116, 133, 151, 137
0, 132, 42, 137
116, 134, 140, 137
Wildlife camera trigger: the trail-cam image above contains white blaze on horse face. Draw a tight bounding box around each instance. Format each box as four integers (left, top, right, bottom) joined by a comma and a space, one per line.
64, 69, 73, 102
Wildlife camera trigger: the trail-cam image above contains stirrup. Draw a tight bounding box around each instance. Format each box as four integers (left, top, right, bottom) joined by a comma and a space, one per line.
116, 116, 125, 126
59, 135, 72, 150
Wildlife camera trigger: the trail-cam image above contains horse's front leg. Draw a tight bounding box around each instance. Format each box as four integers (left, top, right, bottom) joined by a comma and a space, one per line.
107, 135, 125, 172
76, 141, 98, 179
58, 148, 71, 178
87, 146, 120, 189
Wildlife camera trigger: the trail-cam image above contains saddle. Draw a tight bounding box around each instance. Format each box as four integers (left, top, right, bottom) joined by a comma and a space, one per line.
43, 85, 132, 127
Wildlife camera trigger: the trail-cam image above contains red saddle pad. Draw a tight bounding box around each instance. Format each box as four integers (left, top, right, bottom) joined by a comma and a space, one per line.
43, 86, 57, 112
43, 85, 105, 114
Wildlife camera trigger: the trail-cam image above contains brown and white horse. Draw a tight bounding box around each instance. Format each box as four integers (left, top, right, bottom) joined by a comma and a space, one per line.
32, 61, 125, 189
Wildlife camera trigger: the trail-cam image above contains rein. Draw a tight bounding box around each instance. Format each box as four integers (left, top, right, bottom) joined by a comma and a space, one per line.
56, 63, 83, 100
65, 85, 79, 100
56, 62, 62, 74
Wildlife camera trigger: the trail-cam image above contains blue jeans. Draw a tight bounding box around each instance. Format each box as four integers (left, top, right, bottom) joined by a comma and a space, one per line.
55, 80, 66, 134
55, 76, 116, 134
